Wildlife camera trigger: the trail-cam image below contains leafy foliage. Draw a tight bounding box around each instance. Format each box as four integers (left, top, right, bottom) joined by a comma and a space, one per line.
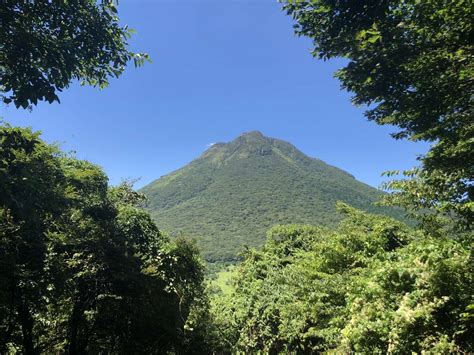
0, 125, 211, 353
141, 131, 404, 263
212, 206, 473, 353
1, 1, 470, 352
283, 0, 473, 227
0, 0, 150, 109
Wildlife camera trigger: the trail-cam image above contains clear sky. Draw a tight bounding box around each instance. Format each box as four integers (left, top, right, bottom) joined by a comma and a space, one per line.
2, 0, 428, 189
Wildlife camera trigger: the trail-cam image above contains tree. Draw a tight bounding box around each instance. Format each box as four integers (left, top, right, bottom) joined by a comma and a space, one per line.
212, 206, 473, 353
283, 0, 473, 227
0, 125, 66, 354
0, 0, 150, 109
0, 125, 211, 353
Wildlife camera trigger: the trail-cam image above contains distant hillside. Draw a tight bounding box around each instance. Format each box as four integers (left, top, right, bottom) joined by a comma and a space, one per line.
140, 131, 403, 262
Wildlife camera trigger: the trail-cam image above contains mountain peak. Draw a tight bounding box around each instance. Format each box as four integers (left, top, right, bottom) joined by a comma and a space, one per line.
140, 133, 405, 262
234, 130, 269, 145
240, 130, 265, 138
197, 131, 325, 170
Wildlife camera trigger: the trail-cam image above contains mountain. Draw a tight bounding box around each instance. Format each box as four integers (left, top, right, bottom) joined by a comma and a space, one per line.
140, 131, 402, 263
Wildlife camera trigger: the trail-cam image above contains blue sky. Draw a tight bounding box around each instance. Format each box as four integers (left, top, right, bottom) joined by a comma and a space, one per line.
2, 0, 428, 189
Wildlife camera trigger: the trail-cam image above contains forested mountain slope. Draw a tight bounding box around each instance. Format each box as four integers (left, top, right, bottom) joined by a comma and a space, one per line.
140, 131, 403, 262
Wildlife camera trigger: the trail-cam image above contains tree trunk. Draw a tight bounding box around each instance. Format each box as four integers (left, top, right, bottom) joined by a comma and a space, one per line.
0, 282, 16, 354
65, 297, 88, 355
17, 300, 36, 355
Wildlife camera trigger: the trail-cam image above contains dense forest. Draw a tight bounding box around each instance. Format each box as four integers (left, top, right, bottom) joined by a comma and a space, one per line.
0, 0, 472, 354
211, 206, 472, 352
0, 126, 211, 353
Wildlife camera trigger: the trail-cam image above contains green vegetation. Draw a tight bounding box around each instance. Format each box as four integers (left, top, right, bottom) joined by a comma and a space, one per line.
141, 131, 404, 263
0, 0, 149, 109
0, 125, 211, 353
0, 3, 210, 351
210, 206, 473, 353
284, 0, 473, 228
209, 266, 236, 295
203, 1, 473, 352
0, 0, 472, 353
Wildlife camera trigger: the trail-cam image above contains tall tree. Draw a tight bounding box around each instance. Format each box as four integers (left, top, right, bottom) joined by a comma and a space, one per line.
0, 0, 149, 109
283, 0, 473, 227
0, 125, 66, 354
0, 125, 211, 353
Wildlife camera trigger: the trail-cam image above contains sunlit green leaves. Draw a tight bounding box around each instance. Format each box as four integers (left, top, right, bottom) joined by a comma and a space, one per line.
0, 1, 149, 109
211, 207, 472, 352
0, 125, 210, 353
283, 0, 473, 227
